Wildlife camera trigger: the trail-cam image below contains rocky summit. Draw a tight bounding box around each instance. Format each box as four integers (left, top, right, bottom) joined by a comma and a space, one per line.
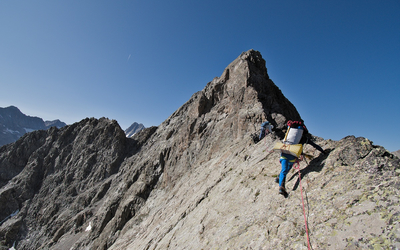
124, 122, 145, 138
0, 50, 399, 250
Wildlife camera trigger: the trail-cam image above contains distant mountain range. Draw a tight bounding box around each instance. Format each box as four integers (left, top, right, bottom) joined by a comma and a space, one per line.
0, 106, 66, 147
124, 122, 145, 137
0, 105, 147, 147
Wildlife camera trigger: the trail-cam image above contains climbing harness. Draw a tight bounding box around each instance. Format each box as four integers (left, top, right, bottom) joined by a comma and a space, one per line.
293, 157, 311, 250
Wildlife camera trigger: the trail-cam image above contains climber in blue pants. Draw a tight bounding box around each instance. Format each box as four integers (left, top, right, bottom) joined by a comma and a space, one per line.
277, 153, 297, 197
276, 120, 325, 198
259, 121, 273, 141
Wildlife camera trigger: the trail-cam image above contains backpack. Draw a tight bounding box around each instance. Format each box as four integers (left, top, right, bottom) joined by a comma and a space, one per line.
273, 120, 306, 157
287, 120, 308, 133
284, 120, 307, 145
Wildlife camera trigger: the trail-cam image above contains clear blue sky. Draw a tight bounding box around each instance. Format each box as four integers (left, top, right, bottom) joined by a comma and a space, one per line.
1, 1, 399, 151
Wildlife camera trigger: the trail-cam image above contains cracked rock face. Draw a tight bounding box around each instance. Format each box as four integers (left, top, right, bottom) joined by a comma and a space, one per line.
1, 50, 400, 249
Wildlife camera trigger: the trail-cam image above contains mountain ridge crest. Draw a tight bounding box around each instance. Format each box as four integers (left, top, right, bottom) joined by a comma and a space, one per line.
0, 50, 399, 249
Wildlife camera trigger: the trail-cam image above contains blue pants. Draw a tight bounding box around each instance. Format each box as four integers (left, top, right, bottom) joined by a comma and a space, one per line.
279, 158, 295, 187
259, 128, 266, 140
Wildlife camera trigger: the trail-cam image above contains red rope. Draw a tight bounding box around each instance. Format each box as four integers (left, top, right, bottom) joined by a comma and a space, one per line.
294, 158, 311, 250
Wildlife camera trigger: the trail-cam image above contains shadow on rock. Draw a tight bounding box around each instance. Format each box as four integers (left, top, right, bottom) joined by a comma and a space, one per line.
289, 149, 333, 191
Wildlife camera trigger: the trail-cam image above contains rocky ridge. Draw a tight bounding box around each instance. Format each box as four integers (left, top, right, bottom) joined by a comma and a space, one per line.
0, 50, 399, 249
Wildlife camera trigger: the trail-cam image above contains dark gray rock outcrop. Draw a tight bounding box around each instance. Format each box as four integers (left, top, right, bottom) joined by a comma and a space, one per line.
0, 50, 399, 249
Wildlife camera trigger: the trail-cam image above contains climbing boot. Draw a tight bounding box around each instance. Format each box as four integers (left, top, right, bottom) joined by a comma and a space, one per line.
275, 177, 279, 184
279, 186, 288, 198
279, 178, 288, 197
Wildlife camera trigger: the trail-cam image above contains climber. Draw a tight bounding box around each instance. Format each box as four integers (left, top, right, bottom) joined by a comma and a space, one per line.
276, 120, 324, 198
259, 121, 274, 141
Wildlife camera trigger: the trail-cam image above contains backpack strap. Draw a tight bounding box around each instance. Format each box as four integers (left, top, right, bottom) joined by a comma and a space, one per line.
283, 126, 290, 142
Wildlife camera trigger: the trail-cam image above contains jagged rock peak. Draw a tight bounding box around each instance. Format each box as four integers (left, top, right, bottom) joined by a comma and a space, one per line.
164, 49, 300, 142
208, 49, 269, 89
0, 117, 133, 249
125, 122, 145, 138
200, 49, 269, 108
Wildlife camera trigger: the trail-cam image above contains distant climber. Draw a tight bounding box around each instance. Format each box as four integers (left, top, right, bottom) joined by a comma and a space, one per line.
259, 121, 274, 141
274, 120, 324, 198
